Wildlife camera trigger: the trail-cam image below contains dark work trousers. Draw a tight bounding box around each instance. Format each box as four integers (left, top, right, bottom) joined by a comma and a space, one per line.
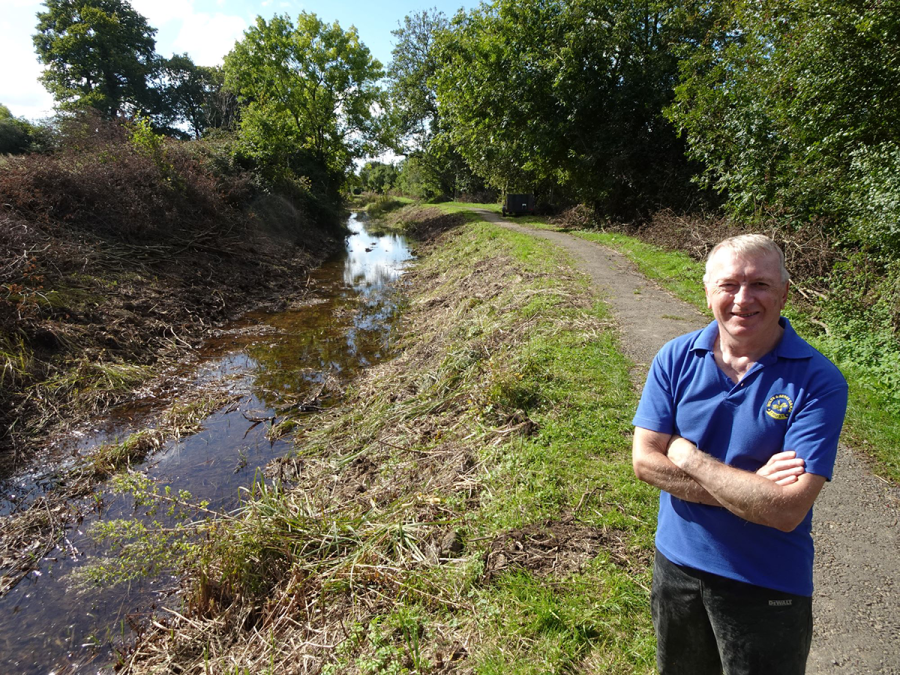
652, 551, 813, 675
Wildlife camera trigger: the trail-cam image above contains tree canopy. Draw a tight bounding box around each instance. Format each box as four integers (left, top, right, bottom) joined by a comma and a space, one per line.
430, 0, 699, 214
224, 12, 384, 187
34, 0, 158, 118
153, 56, 237, 139
387, 9, 449, 151
667, 0, 900, 252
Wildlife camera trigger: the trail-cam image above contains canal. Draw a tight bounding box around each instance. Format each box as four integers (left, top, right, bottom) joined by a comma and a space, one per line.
0, 213, 413, 673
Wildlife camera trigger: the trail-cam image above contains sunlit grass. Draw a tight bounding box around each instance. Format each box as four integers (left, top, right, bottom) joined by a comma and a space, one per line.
432, 200, 500, 214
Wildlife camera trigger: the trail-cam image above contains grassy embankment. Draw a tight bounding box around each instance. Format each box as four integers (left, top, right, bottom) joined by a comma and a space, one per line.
124, 206, 657, 673
512, 215, 900, 484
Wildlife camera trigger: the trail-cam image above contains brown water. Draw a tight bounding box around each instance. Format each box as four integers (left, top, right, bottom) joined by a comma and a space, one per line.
0, 213, 413, 673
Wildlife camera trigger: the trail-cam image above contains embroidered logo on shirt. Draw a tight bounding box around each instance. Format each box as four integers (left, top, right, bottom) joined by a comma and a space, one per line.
769, 599, 793, 606
765, 394, 793, 420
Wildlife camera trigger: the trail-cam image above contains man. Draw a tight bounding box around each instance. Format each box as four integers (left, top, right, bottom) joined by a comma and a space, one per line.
632, 234, 848, 675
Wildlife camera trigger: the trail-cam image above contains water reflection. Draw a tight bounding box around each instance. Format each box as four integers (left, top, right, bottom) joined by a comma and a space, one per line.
0, 213, 413, 673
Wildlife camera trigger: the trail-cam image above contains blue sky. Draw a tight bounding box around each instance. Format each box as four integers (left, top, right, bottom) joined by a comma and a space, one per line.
1, 0, 479, 121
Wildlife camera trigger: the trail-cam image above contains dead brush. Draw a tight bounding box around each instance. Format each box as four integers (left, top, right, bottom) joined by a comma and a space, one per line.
632, 209, 840, 289
0, 495, 74, 598
29, 359, 152, 427
550, 204, 600, 231
120, 480, 462, 673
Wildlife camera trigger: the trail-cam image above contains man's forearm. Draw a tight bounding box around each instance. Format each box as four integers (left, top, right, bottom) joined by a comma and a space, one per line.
636, 453, 723, 506
668, 438, 824, 532
632, 428, 722, 506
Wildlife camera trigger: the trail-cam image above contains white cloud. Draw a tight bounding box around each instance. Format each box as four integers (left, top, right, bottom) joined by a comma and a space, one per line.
131, 0, 196, 29
171, 12, 247, 65
0, 10, 55, 120
130, 0, 247, 66
7, 0, 43, 9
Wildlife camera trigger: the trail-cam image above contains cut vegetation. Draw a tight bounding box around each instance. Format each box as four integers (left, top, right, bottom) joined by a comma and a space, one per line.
119, 207, 657, 673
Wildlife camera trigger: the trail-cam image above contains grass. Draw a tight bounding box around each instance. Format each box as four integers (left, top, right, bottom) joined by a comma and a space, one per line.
0, 333, 34, 389
123, 207, 657, 673
431, 200, 500, 214
573, 231, 710, 312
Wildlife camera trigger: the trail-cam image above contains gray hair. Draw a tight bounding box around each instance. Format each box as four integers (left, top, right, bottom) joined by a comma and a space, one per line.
703, 234, 790, 285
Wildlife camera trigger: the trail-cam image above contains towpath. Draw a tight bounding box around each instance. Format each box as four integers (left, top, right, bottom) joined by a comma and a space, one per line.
476, 209, 900, 675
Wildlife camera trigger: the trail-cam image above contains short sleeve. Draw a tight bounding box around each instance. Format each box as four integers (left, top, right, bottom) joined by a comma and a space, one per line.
785, 382, 848, 480
632, 349, 677, 434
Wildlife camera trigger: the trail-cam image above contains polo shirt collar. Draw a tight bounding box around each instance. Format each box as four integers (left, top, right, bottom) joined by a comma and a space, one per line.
689, 317, 814, 360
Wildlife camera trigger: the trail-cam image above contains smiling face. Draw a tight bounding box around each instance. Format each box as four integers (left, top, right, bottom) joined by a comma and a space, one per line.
705, 247, 789, 350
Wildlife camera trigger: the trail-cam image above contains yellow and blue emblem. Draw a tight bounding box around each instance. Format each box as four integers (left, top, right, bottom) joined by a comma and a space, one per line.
766, 394, 793, 420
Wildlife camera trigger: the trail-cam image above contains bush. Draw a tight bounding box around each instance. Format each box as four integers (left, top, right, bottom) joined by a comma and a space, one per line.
550, 205, 599, 231
0, 116, 249, 243
0, 105, 52, 155
847, 142, 900, 260
816, 255, 900, 411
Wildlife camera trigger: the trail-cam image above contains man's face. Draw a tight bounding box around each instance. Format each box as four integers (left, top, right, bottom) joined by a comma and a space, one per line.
705, 248, 789, 345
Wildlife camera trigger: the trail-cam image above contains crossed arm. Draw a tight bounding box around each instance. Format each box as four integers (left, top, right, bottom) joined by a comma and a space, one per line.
632, 427, 826, 532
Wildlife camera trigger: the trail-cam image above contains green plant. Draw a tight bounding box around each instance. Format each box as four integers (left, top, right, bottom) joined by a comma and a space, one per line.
77, 473, 213, 587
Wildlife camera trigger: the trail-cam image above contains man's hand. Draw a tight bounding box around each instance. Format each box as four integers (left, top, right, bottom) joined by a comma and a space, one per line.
756, 451, 806, 485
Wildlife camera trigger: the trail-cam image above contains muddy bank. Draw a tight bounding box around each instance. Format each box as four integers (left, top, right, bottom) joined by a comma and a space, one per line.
0, 174, 343, 480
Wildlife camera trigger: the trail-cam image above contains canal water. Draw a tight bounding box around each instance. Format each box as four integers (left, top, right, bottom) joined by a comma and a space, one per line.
0, 213, 413, 673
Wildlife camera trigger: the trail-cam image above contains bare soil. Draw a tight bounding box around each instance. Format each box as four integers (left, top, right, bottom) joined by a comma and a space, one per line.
479, 209, 900, 675
482, 516, 650, 582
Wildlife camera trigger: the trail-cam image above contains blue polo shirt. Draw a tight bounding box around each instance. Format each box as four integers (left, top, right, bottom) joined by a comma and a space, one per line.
633, 318, 847, 596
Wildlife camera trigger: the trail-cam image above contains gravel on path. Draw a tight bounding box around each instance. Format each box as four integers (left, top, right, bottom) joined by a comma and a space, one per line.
477, 209, 900, 674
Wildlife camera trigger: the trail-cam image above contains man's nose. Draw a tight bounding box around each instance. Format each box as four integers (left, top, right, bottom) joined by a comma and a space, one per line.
733, 284, 752, 304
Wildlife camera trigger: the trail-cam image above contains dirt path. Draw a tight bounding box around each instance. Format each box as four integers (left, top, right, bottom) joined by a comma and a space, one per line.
477, 209, 900, 675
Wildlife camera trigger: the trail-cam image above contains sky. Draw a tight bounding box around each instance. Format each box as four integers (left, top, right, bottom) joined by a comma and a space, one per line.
0, 0, 479, 122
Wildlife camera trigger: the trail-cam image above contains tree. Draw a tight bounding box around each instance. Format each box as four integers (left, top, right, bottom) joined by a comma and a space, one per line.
433, 1, 561, 194
33, 0, 158, 118
432, 0, 699, 215
667, 0, 900, 245
358, 161, 399, 193
153, 56, 237, 138
224, 12, 384, 190
387, 9, 449, 151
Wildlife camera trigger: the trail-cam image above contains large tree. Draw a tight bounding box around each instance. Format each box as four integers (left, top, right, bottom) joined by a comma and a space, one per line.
387, 9, 449, 151
667, 0, 900, 248
433, 0, 699, 214
153, 56, 237, 138
386, 9, 487, 200
33, 0, 157, 118
224, 12, 384, 188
